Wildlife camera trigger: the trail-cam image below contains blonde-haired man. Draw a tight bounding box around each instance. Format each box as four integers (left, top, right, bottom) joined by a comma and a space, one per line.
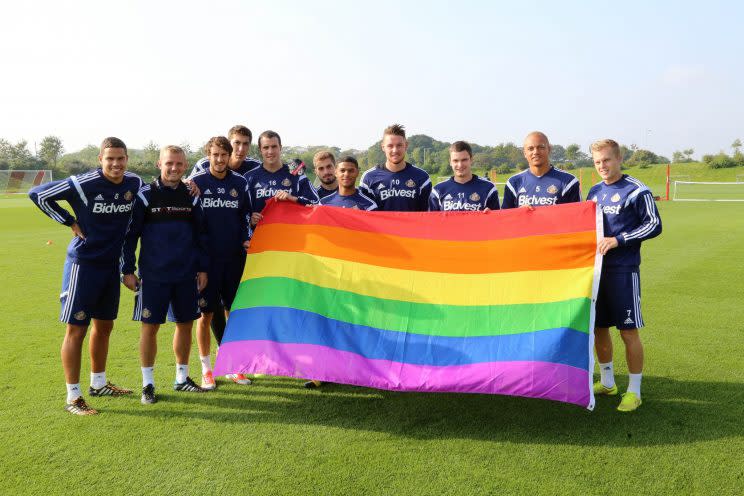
121, 145, 210, 404
587, 139, 662, 412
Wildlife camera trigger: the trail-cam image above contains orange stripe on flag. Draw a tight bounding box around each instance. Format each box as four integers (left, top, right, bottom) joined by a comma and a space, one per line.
249, 224, 596, 274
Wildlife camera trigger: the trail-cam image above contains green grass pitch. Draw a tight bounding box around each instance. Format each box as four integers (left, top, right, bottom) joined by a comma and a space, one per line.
1, 191, 742, 495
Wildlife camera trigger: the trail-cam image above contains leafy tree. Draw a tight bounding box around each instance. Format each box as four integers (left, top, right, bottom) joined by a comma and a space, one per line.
732, 139, 742, 155
565, 144, 581, 162
57, 145, 99, 174
65, 160, 92, 175
549, 144, 566, 163
563, 143, 592, 168
707, 152, 737, 169
411, 148, 424, 166
365, 140, 385, 167
143, 141, 160, 168
38, 136, 64, 168
673, 149, 694, 163
619, 145, 633, 162
338, 149, 359, 159
0, 139, 36, 169
626, 149, 659, 167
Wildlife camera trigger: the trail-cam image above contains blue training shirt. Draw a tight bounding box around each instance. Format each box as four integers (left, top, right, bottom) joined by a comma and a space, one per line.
320, 190, 378, 210
244, 164, 319, 216
29, 169, 143, 266
429, 175, 500, 211
358, 162, 432, 212
188, 156, 261, 179
121, 178, 209, 282
588, 175, 662, 271
190, 169, 251, 259
501, 166, 580, 209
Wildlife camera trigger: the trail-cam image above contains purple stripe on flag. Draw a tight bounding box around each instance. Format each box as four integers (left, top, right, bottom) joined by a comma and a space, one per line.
215, 340, 591, 407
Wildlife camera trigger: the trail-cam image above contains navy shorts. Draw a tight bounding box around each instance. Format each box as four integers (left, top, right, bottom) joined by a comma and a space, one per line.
595, 270, 644, 330
200, 255, 245, 313
59, 259, 120, 326
133, 278, 200, 324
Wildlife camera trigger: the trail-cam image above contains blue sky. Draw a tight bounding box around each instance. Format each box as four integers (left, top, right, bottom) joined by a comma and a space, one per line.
1, 0, 742, 158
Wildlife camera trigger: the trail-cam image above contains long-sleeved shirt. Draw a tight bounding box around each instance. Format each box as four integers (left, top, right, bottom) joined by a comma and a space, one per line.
121, 178, 209, 282
588, 175, 662, 271
29, 169, 143, 266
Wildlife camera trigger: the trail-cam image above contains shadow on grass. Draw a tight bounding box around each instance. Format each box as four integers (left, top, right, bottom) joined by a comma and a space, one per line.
106, 375, 743, 447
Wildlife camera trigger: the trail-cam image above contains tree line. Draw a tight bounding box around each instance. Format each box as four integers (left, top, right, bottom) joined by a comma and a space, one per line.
3, 134, 742, 179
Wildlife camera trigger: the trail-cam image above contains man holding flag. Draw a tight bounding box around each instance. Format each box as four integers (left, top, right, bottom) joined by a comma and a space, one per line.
588, 138, 662, 412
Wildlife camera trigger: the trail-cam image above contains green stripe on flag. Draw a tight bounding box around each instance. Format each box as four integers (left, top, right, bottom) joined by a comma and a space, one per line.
232, 277, 591, 337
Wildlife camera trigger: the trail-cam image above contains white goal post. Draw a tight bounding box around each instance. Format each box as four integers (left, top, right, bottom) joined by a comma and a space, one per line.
672, 181, 744, 202
0, 170, 53, 194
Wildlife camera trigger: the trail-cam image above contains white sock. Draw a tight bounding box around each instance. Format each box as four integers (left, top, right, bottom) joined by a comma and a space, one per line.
141, 367, 154, 387
176, 364, 189, 384
200, 355, 211, 374
91, 371, 107, 389
627, 373, 642, 398
599, 361, 615, 388
66, 383, 82, 403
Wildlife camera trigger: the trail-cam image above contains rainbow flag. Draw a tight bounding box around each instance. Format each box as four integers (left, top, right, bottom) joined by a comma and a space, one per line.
214, 200, 601, 409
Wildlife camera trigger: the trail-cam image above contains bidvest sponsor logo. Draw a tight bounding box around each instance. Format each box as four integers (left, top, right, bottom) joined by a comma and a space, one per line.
201, 197, 239, 208
443, 200, 481, 211
92, 202, 134, 214
380, 188, 416, 201
601, 204, 622, 215
255, 187, 290, 199
517, 195, 558, 207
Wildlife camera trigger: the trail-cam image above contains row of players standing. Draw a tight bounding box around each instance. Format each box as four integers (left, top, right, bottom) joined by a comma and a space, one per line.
29, 123, 661, 415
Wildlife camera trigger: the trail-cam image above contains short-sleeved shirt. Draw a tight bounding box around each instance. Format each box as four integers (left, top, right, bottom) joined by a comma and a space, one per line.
429, 175, 500, 211
190, 169, 251, 259
501, 166, 580, 209
315, 185, 338, 200
320, 190, 378, 210
359, 162, 431, 212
